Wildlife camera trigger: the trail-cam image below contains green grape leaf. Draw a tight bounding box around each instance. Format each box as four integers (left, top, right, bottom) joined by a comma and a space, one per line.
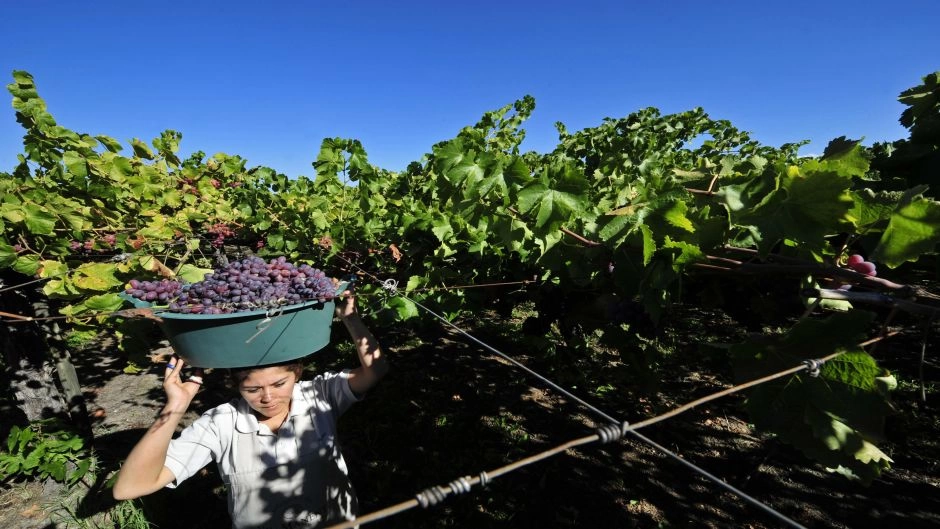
431, 215, 454, 243
109, 156, 134, 181
820, 138, 869, 177
517, 159, 589, 234
43, 278, 79, 298
1, 202, 26, 224
59, 208, 89, 233
659, 200, 695, 233
596, 213, 634, 246
137, 215, 176, 240
222, 156, 243, 177
715, 170, 777, 213
871, 198, 940, 267
848, 188, 920, 231
63, 151, 87, 178
446, 157, 485, 196
177, 264, 212, 284
131, 138, 154, 159
662, 237, 704, 270
23, 204, 56, 235
0, 242, 17, 268
731, 311, 894, 483
384, 296, 419, 321
267, 233, 284, 251
898, 71, 940, 131
742, 163, 855, 252
83, 293, 126, 313
95, 135, 123, 153
13, 255, 40, 276
129, 165, 166, 199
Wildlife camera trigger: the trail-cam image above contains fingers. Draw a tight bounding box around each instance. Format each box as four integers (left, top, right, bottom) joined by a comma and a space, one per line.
186, 368, 205, 386
163, 357, 204, 392
165, 356, 200, 384
165, 356, 183, 378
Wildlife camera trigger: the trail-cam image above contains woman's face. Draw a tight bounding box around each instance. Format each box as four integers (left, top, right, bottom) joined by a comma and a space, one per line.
238, 366, 298, 419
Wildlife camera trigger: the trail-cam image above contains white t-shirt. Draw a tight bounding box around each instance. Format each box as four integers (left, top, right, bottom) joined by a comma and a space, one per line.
164, 371, 361, 528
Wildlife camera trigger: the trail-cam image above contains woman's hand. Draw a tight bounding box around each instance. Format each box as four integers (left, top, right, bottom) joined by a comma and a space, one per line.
334, 283, 358, 321
334, 282, 388, 396
113, 355, 198, 501
163, 356, 203, 409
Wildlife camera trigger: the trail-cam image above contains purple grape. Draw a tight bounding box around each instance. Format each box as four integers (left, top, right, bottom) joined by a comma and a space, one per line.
127, 256, 336, 314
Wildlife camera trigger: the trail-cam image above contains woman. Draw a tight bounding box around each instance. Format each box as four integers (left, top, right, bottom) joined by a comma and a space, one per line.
113, 289, 388, 528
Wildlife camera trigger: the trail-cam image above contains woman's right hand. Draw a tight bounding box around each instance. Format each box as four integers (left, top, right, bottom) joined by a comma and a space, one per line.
163, 356, 203, 408
114, 355, 198, 501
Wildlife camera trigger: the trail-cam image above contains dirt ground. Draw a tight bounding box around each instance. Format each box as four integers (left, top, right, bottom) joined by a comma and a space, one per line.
2, 304, 939, 528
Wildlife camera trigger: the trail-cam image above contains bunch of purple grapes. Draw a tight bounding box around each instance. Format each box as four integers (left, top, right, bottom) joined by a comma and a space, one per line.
125, 256, 336, 314
126, 278, 183, 303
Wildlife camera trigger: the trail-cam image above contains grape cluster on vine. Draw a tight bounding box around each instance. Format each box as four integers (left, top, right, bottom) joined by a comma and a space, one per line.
846, 254, 877, 277
836, 254, 878, 290
207, 223, 236, 248
125, 256, 336, 315
68, 233, 119, 254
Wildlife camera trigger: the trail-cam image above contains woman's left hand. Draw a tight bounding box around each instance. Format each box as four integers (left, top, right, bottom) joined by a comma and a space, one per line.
333, 282, 358, 321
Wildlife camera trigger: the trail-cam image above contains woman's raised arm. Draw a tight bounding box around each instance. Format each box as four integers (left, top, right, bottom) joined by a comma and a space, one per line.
112, 358, 202, 500
336, 288, 388, 397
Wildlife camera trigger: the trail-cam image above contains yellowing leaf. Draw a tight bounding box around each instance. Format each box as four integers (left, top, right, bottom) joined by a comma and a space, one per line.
138, 255, 175, 278
38, 260, 69, 279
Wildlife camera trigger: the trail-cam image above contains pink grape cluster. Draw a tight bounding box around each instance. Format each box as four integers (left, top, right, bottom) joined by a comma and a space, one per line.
833, 254, 878, 291
69, 234, 118, 253
846, 254, 877, 277
125, 256, 336, 315
207, 223, 236, 248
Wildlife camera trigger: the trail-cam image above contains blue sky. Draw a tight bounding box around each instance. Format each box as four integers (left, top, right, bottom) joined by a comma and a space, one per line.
2, 1, 938, 178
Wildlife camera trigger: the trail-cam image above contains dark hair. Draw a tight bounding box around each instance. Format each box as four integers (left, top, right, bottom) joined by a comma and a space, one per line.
228, 359, 304, 385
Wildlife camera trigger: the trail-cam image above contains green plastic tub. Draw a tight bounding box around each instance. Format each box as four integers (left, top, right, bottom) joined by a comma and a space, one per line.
122, 282, 348, 368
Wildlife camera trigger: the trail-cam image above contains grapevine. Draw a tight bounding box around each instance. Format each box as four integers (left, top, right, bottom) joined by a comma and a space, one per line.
3, 69, 940, 487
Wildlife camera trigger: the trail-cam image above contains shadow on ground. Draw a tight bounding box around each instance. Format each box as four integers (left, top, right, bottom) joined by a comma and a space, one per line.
6, 304, 937, 529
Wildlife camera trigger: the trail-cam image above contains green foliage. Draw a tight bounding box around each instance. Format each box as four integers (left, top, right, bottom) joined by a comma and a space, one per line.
870, 71, 940, 195
731, 311, 895, 483
50, 498, 154, 529
898, 71, 940, 146
64, 327, 99, 349
0, 419, 93, 485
